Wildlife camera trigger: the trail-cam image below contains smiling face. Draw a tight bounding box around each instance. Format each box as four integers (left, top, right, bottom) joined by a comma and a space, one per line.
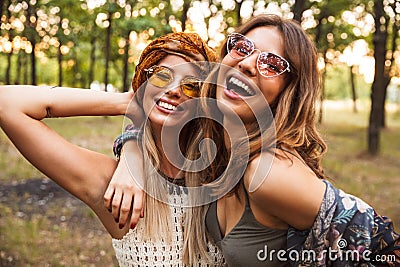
216, 26, 288, 125
142, 54, 200, 130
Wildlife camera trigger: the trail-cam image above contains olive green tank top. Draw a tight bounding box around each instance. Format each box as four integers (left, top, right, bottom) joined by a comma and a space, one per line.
206, 188, 290, 266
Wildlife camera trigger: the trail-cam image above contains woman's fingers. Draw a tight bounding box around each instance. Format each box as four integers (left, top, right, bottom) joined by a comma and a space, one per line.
118, 191, 133, 227
111, 188, 123, 223
103, 185, 115, 211
129, 189, 145, 229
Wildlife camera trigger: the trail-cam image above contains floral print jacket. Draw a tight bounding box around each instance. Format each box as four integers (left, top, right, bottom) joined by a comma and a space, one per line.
287, 180, 400, 266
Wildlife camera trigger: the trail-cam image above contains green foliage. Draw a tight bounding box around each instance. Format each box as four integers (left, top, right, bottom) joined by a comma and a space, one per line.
0, 0, 397, 102
0, 0, 174, 87
324, 63, 371, 100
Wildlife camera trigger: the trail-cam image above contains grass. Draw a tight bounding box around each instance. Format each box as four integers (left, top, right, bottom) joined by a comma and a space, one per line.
0, 116, 125, 183
0, 116, 124, 266
0, 206, 115, 266
320, 100, 400, 229
0, 102, 399, 265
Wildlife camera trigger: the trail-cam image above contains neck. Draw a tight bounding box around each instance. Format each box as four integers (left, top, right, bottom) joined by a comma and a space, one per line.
152, 123, 185, 179
222, 115, 252, 151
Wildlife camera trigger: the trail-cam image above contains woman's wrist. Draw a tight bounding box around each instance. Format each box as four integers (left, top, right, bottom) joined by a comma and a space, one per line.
113, 124, 143, 160
117, 91, 134, 116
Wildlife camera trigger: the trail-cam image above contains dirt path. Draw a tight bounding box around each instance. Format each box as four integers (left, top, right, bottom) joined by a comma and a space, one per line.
0, 178, 97, 225
0, 178, 115, 266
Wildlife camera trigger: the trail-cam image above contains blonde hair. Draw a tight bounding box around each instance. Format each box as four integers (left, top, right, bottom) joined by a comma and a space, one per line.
141, 123, 173, 242
141, 116, 203, 243
130, 32, 218, 265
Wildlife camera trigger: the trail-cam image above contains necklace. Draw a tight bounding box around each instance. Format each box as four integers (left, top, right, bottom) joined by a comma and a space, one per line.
160, 172, 186, 186
159, 172, 187, 195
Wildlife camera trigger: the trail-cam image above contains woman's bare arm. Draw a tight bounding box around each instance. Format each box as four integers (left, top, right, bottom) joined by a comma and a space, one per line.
0, 85, 134, 238
0, 85, 133, 118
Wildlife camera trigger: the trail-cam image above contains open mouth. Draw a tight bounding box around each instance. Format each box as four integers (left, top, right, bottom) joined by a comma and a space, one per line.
226, 76, 255, 97
156, 99, 182, 112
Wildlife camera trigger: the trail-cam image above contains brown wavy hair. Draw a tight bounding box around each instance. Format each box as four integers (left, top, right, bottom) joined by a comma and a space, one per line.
220, 14, 327, 175
184, 14, 327, 264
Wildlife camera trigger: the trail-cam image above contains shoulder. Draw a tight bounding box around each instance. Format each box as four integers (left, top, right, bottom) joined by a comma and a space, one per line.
243, 149, 326, 230
244, 149, 315, 194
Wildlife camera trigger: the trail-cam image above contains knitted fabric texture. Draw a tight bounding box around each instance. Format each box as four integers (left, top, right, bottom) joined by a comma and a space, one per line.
112, 186, 224, 266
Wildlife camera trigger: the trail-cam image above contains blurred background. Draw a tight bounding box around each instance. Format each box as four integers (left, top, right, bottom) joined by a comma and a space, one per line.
0, 0, 399, 266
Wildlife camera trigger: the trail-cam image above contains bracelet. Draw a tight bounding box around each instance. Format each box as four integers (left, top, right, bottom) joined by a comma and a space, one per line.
113, 124, 143, 160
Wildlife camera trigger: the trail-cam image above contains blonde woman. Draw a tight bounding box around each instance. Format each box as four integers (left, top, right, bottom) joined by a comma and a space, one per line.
0, 32, 224, 266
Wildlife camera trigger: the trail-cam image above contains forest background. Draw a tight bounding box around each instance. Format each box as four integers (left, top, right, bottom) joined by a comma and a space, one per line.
0, 0, 399, 266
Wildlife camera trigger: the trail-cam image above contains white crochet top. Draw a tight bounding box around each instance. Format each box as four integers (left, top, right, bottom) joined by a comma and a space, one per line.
112, 186, 224, 266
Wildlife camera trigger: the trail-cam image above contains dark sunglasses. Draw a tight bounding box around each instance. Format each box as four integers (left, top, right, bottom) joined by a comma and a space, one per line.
144, 65, 202, 98
227, 33, 291, 78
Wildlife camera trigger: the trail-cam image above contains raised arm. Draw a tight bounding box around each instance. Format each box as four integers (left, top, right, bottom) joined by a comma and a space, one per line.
0, 85, 133, 118
0, 85, 133, 238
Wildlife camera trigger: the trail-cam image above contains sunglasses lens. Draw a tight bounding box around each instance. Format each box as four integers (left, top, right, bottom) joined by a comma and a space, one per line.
181, 77, 201, 98
227, 33, 291, 78
227, 34, 253, 59
148, 67, 173, 87
258, 53, 289, 77
146, 66, 201, 98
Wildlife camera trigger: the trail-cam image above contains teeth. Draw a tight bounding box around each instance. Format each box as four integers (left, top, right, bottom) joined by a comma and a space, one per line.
158, 101, 177, 111
228, 77, 254, 96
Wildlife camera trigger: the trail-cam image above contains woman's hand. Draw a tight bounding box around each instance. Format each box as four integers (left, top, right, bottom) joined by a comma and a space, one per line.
125, 91, 146, 127
104, 141, 145, 229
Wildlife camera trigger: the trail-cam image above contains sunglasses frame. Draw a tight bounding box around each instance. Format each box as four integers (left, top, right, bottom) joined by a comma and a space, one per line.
227, 33, 291, 78
144, 65, 203, 98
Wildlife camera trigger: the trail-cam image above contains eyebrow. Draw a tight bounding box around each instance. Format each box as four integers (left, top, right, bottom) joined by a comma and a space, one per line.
159, 64, 202, 79
158, 65, 173, 72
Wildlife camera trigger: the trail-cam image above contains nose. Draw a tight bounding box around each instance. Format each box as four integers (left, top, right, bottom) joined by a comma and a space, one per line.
164, 79, 182, 98
237, 50, 259, 77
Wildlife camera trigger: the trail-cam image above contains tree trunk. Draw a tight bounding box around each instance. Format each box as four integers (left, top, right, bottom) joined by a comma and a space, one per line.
104, 10, 113, 90
23, 52, 29, 84
318, 67, 326, 124
57, 18, 63, 86
292, 0, 306, 23
5, 3, 12, 85
72, 52, 80, 87
368, 0, 389, 155
315, 10, 328, 123
14, 52, 23, 84
349, 65, 357, 113
27, 2, 38, 85
89, 36, 96, 88
122, 34, 130, 93
235, 0, 243, 26
6, 52, 12, 84
0, 1, 5, 21
180, 0, 190, 32
377, 79, 390, 128
58, 44, 63, 86
30, 39, 37, 85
